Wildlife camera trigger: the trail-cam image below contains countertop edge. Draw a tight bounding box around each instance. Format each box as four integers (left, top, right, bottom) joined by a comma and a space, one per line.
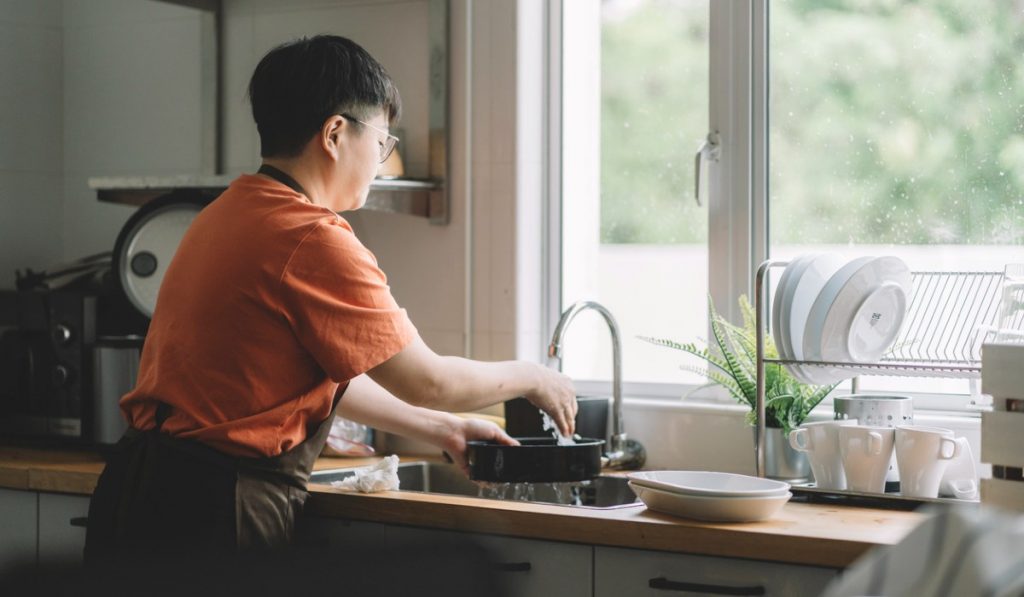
303, 488, 872, 569
0, 448, 917, 569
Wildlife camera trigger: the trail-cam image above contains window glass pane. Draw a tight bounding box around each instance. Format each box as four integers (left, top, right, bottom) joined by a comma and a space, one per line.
770, 0, 1024, 266
769, 0, 1024, 394
561, 0, 709, 385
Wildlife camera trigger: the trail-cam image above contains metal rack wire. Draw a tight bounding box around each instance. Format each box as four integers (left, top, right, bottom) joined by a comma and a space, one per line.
753, 259, 1011, 480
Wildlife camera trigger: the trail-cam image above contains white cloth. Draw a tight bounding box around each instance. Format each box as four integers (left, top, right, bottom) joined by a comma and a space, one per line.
330, 455, 401, 493
823, 505, 1024, 597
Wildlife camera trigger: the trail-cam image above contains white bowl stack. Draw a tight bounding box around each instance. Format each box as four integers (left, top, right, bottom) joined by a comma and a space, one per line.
626, 471, 792, 522
772, 254, 913, 385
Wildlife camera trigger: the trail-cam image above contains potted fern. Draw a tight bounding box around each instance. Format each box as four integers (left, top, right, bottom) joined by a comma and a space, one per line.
639, 295, 838, 481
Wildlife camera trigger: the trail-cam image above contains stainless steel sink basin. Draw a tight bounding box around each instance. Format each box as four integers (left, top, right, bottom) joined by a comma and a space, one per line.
310, 461, 641, 510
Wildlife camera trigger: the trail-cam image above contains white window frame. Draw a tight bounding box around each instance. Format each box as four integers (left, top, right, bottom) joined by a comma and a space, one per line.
543, 0, 980, 413
545, 0, 765, 402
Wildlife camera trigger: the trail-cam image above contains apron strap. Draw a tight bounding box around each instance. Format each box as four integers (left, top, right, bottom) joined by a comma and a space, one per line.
155, 402, 172, 430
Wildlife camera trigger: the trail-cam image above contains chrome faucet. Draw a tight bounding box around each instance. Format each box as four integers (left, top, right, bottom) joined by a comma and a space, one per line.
548, 301, 646, 470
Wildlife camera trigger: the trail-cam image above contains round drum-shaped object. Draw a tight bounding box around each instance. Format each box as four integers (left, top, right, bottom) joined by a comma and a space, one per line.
466, 437, 605, 483
112, 193, 207, 319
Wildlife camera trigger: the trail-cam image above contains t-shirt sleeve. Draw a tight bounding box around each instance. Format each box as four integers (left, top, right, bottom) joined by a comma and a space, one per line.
278, 220, 417, 382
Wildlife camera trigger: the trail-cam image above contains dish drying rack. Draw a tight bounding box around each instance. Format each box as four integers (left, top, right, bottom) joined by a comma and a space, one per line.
753, 260, 1016, 506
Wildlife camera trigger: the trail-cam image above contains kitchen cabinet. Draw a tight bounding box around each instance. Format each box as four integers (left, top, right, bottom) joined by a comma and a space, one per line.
0, 488, 37, 575
304, 518, 840, 597
0, 489, 90, 575
474, 534, 592, 597
38, 493, 89, 566
302, 518, 592, 597
594, 545, 837, 596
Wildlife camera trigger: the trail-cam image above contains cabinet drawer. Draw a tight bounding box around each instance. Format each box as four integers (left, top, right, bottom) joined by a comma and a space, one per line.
476, 534, 592, 597
303, 518, 592, 597
38, 493, 91, 566
0, 488, 37, 574
595, 546, 837, 596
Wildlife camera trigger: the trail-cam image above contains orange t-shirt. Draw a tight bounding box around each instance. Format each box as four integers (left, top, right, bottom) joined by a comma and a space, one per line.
120, 174, 417, 458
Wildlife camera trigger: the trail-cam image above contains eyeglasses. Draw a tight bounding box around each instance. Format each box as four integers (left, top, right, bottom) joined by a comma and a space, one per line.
340, 113, 400, 163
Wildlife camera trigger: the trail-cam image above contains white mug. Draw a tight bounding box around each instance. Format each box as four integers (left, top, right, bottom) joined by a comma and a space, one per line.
839, 425, 895, 493
789, 419, 859, 490
895, 425, 961, 498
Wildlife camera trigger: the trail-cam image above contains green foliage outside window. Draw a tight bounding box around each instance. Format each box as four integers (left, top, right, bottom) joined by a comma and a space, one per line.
600, 0, 1024, 246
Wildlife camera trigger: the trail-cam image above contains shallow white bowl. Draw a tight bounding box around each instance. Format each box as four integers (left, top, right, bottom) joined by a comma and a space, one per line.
629, 482, 792, 523
626, 471, 791, 497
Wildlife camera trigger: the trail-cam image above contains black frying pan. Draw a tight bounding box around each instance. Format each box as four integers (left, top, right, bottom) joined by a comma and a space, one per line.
466, 437, 605, 483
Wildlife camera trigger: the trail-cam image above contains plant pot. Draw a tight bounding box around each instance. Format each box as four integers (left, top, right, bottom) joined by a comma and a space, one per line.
756, 427, 811, 483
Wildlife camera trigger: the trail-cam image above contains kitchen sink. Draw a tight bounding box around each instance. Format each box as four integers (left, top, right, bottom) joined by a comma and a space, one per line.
309, 461, 641, 510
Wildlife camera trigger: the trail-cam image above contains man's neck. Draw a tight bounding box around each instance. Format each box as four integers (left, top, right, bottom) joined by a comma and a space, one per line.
259, 157, 327, 207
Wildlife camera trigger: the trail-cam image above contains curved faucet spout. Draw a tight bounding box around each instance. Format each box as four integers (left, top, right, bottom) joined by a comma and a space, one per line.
548, 300, 645, 470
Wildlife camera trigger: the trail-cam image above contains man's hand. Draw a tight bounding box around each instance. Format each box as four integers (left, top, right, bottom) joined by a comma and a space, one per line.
442, 418, 520, 477
524, 364, 578, 438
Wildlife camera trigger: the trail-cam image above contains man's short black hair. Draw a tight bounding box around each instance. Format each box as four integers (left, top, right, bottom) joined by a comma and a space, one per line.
248, 35, 401, 158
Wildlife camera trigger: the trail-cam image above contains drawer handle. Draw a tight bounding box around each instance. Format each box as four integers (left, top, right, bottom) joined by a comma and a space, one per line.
649, 576, 766, 595
492, 562, 532, 573
69, 517, 89, 528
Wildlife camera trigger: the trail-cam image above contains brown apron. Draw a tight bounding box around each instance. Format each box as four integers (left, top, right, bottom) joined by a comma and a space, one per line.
83, 385, 344, 564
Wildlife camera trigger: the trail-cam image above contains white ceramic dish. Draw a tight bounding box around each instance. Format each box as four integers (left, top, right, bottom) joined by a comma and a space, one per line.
785, 254, 850, 384
940, 437, 979, 500
626, 471, 791, 498
773, 254, 823, 381
812, 256, 912, 365
629, 482, 792, 523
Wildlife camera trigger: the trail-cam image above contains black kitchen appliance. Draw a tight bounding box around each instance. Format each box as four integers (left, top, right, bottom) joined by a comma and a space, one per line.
0, 289, 127, 443
0, 259, 147, 445
0, 190, 209, 445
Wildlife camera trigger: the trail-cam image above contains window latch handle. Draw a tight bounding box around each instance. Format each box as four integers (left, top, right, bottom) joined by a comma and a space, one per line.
694, 131, 721, 206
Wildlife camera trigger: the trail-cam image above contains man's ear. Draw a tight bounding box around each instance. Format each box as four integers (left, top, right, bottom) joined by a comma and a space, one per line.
320, 115, 346, 160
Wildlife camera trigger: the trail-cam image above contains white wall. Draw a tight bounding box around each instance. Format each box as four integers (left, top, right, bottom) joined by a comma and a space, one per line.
222, 0, 527, 364
62, 0, 206, 262
2, 0, 528, 362
0, 0, 64, 288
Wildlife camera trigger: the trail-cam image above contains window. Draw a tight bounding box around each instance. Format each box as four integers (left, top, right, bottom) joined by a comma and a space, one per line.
554, 0, 1023, 404
770, 0, 1024, 401
559, 0, 713, 393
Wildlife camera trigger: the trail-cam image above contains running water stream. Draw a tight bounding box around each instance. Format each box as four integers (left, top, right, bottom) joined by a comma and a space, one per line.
475, 480, 590, 506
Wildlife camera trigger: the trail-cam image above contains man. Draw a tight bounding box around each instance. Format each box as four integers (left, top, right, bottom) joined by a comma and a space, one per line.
84, 35, 576, 561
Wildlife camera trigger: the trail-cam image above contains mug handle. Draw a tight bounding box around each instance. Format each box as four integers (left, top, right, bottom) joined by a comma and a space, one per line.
867, 431, 883, 455
939, 436, 961, 460
789, 428, 811, 452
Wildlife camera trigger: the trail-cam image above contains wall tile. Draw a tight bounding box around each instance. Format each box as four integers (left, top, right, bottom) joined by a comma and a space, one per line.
222, 7, 258, 172
0, 0, 61, 27
490, 164, 516, 334
61, 170, 134, 260
470, 160, 492, 332
62, 0, 197, 30
0, 171, 63, 288
246, 2, 430, 176
0, 23, 62, 172
62, 17, 205, 176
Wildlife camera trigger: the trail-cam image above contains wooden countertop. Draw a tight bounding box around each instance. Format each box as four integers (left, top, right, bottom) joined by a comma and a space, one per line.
0, 447, 922, 568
